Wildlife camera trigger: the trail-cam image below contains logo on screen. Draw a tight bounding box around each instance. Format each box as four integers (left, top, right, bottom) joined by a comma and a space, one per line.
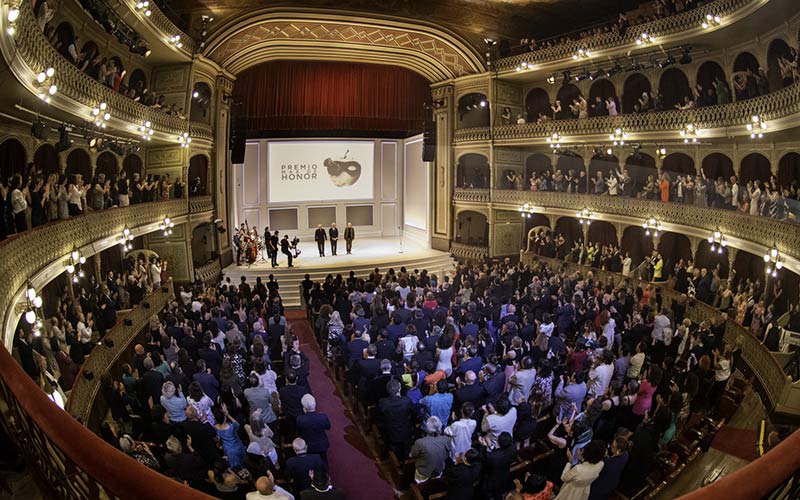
324, 149, 362, 187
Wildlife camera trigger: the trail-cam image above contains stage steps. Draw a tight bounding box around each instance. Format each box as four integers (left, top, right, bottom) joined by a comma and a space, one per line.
222, 252, 456, 308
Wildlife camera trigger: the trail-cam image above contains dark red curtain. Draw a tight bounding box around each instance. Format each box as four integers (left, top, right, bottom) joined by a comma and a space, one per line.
234, 61, 431, 137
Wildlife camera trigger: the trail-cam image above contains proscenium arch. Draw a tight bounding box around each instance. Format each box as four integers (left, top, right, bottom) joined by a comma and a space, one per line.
204, 9, 485, 81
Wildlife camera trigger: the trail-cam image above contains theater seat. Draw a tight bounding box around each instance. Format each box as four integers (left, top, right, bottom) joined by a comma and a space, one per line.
411, 477, 448, 500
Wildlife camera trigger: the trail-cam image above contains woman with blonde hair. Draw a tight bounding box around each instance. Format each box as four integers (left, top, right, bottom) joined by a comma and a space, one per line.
159, 380, 187, 423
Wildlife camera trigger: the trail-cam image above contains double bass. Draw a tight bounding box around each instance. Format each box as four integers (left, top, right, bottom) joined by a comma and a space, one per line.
244, 220, 258, 264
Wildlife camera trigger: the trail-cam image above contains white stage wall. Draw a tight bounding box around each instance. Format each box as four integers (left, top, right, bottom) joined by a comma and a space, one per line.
403, 134, 431, 246
231, 138, 403, 240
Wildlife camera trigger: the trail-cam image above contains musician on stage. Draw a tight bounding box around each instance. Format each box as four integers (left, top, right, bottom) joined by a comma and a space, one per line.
314, 224, 327, 257
233, 226, 244, 265
269, 230, 280, 267
264, 226, 271, 261
329, 222, 339, 256
344, 222, 355, 254
280, 234, 294, 267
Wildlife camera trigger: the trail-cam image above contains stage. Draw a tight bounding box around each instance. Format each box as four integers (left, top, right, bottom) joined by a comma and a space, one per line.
222, 237, 455, 307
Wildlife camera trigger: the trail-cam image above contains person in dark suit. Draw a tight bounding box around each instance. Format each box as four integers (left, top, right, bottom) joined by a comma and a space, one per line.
140, 357, 165, 408
344, 222, 355, 254
299, 467, 346, 500
482, 432, 516, 499
445, 448, 482, 500
378, 379, 415, 459
269, 230, 280, 267
345, 330, 369, 369
286, 437, 327, 495
314, 224, 327, 257
296, 395, 331, 462
328, 223, 339, 256
353, 344, 381, 396
280, 235, 294, 267
454, 371, 485, 411
481, 363, 506, 404
279, 370, 312, 430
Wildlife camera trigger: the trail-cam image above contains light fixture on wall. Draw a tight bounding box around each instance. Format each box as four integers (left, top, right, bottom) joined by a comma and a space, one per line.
635, 32, 656, 45
159, 217, 174, 236
119, 227, 134, 252
169, 35, 183, 49
655, 146, 667, 159
609, 128, 628, 146
746, 115, 767, 139
6, 4, 19, 35
572, 48, 591, 60
138, 120, 154, 140
679, 123, 700, 143
708, 228, 727, 253
91, 102, 110, 128
24, 283, 44, 336
576, 207, 593, 225
136, 1, 152, 16
763, 245, 782, 277
35, 67, 57, 103
643, 217, 663, 237
546, 132, 561, 149
515, 61, 534, 72
65, 246, 86, 283
701, 13, 722, 29
178, 131, 192, 147
518, 203, 535, 218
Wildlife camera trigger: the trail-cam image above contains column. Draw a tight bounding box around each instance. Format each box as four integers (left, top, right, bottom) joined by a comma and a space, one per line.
431, 83, 454, 252
214, 74, 234, 265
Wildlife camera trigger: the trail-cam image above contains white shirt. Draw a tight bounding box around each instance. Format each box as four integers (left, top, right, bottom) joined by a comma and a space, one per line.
10, 189, 26, 214
191, 300, 203, 312
622, 257, 632, 276
245, 485, 294, 500
627, 352, 645, 379
602, 318, 616, 348
540, 322, 554, 338
444, 418, 477, 461
68, 184, 83, 206
481, 407, 517, 449
588, 363, 613, 397
652, 314, 671, 343
77, 321, 92, 344
180, 290, 192, 306
509, 368, 537, 405
715, 359, 731, 382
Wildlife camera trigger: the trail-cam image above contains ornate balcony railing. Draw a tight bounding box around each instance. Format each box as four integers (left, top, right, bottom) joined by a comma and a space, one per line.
492, 189, 800, 267
450, 242, 489, 262
195, 259, 222, 285
124, 0, 198, 54
67, 282, 175, 430
453, 188, 491, 203
7, 0, 211, 141
494, 0, 762, 72
524, 254, 796, 415
454, 81, 800, 143
189, 194, 214, 214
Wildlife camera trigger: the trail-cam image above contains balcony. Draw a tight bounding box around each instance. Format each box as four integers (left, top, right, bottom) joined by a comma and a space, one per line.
122, 0, 198, 55
195, 259, 222, 285
453, 188, 490, 203
2, 0, 212, 142
189, 194, 214, 214
454, 82, 800, 144
450, 241, 488, 262
494, 0, 763, 73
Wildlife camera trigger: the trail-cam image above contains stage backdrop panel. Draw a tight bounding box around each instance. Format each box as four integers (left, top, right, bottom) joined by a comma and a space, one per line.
268, 141, 375, 203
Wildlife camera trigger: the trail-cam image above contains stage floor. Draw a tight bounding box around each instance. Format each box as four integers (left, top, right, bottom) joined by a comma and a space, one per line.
232, 237, 446, 271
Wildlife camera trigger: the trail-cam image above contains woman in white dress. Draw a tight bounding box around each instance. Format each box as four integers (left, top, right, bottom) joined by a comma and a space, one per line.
622, 252, 632, 277
555, 440, 606, 500
749, 180, 761, 216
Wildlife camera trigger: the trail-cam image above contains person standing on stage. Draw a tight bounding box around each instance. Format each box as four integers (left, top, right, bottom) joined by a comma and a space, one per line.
269, 230, 280, 267
263, 226, 271, 261
280, 235, 294, 268
329, 223, 339, 256
315, 224, 327, 257
344, 222, 355, 254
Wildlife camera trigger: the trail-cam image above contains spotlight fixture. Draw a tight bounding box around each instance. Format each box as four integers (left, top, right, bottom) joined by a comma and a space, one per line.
701, 13, 722, 29
574, 70, 589, 82
576, 207, 593, 225
746, 115, 767, 139
678, 47, 692, 65
56, 124, 73, 152
589, 69, 604, 81
6, 5, 19, 35
192, 90, 200, 98
138, 120, 154, 140
518, 203, 535, 218
546, 74, 556, 85
572, 48, 591, 60
136, 1, 152, 16
177, 131, 191, 147
119, 227, 134, 251
679, 123, 700, 143
763, 244, 783, 277
605, 64, 622, 77
609, 128, 628, 146
643, 217, 663, 237
655, 146, 667, 159
159, 217, 175, 236
658, 56, 675, 69
479, 99, 487, 108
169, 35, 183, 49
707, 228, 727, 254
605, 147, 613, 156
546, 132, 561, 149
635, 32, 656, 45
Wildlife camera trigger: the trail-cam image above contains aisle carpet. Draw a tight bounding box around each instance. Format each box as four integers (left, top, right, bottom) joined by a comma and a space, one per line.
286, 311, 396, 500
711, 426, 759, 462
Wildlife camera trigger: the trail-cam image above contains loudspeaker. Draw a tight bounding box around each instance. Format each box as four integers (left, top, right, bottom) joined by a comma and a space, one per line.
422, 110, 436, 162
422, 144, 436, 162
230, 116, 247, 164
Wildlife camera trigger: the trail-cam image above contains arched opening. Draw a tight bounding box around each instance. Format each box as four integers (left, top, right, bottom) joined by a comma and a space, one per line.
95, 151, 119, 181
523, 215, 552, 252
555, 84, 581, 119
778, 152, 800, 187
767, 38, 794, 91
54, 22, 75, 58
188, 155, 209, 196
80, 41, 99, 62
122, 154, 143, 181
525, 88, 551, 123
191, 224, 217, 267
455, 211, 488, 245
621, 226, 654, 268
624, 152, 657, 195
555, 154, 585, 191
0, 138, 27, 181
34, 144, 59, 176
701, 153, 734, 182
524, 153, 553, 180
588, 79, 617, 116
586, 220, 617, 248
733, 51, 760, 73
457, 93, 489, 128
456, 153, 489, 188
662, 153, 696, 176
739, 153, 771, 184
554, 217, 582, 253
128, 69, 147, 95
659, 68, 692, 110
109, 56, 124, 76
588, 153, 619, 188
65, 149, 91, 182
657, 233, 692, 278
191, 82, 212, 122
694, 240, 731, 279
622, 73, 651, 113
696, 61, 729, 105
732, 251, 765, 293
733, 52, 760, 101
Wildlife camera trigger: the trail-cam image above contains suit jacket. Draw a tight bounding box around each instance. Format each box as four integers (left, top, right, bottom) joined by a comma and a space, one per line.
296, 412, 331, 453
354, 357, 381, 389
286, 453, 327, 493
344, 226, 355, 240
314, 228, 327, 243
345, 339, 369, 368
378, 395, 415, 443
280, 384, 311, 421
454, 383, 485, 410
329, 227, 339, 240
482, 445, 516, 495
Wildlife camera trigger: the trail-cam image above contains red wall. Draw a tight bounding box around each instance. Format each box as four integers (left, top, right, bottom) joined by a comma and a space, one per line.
234, 61, 432, 137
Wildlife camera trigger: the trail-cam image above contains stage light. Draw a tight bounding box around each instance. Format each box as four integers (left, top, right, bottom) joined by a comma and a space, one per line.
679, 48, 692, 65
658, 56, 674, 68
546, 75, 556, 84
562, 71, 571, 86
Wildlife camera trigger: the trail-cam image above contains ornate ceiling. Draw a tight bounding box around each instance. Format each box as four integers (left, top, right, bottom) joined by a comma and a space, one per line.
164, 0, 650, 47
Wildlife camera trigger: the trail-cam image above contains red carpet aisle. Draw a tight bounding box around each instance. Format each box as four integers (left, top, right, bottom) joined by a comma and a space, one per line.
286, 311, 396, 500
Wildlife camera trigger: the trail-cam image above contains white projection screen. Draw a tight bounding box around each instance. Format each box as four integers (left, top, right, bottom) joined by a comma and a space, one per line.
268, 141, 374, 203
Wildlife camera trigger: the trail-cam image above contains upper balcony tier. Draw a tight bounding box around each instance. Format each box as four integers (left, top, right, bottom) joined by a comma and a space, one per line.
454, 81, 800, 144
0, 1, 211, 143
494, 0, 768, 74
